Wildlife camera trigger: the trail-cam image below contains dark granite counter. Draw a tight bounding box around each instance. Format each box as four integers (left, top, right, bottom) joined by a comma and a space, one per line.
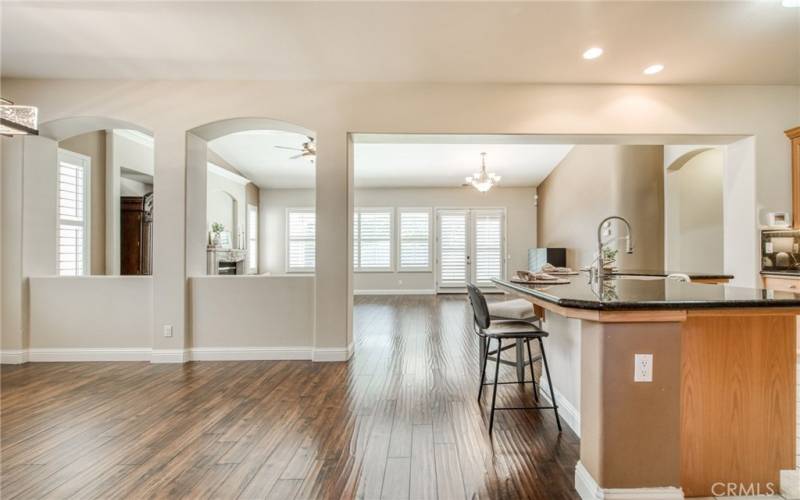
492, 275, 800, 311
599, 269, 734, 280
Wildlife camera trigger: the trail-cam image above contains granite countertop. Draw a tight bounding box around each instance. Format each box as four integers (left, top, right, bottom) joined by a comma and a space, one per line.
492, 276, 800, 311
760, 270, 800, 277
580, 269, 735, 280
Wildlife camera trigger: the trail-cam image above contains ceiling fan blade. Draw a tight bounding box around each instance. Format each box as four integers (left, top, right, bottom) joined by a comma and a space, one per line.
290, 153, 306, 160
275, 145, 304, 152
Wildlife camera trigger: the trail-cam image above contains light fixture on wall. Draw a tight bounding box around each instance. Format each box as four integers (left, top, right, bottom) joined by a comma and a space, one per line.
0, 98, 38, 136
466, 152, 501, 192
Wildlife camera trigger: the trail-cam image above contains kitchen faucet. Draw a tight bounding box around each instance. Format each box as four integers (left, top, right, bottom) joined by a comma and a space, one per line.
592, 216, 634, 281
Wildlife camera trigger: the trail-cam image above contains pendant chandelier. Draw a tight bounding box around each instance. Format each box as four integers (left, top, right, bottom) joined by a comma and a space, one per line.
466, 152, 500, 192
0, 98, 38, 136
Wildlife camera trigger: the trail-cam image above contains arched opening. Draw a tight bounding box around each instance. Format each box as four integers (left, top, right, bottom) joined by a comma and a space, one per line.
3, 115, 155, 359
184, 117, 318, 355
665, 147, 725, 273
18, 116, 155, 277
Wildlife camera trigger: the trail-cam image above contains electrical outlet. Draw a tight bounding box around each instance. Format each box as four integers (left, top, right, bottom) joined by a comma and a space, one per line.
398, 279, 403, 285
163, 325, 173, 338
634, 354, 653, 382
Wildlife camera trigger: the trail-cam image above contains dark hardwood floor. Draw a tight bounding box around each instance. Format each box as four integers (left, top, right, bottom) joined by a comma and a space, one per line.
0, 294, 580, 499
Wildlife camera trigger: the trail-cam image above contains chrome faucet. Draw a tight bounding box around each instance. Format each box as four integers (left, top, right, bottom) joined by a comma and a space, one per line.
593, 216, 634, 281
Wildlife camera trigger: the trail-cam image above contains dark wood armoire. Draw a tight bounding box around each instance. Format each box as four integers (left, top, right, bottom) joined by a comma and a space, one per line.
121, 193, 153, 275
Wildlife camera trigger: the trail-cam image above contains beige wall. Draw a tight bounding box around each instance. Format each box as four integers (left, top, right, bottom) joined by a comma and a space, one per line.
59, 131, 107, 275
29, 276, 152, 350
1, 79, 797, 359
537, 145, 664, 270
666, 148, 724, 273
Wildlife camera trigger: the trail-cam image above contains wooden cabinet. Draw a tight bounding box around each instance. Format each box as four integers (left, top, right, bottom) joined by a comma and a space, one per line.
763, 275, 800, 292
786, 126, 800, 229
121, 194, 153, 275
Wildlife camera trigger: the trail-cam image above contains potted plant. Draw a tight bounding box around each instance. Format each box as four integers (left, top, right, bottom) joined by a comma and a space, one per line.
602, 246, 618, 270
211, 222, 225, 247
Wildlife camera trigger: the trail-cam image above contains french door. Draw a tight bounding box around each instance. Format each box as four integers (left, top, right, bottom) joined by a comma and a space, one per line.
436, 208, 505, 292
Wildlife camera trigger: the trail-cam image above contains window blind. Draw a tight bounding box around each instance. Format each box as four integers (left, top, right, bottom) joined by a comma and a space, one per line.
57, 150, 89, 276
399, 210, 430, 270
438, 212, 467, 286
287, 209, 315, 271
473, 211, 503, 284
354, 209, 392, 271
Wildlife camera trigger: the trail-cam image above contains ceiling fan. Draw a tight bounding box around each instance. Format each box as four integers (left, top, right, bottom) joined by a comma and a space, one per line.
275, 136, 316, 161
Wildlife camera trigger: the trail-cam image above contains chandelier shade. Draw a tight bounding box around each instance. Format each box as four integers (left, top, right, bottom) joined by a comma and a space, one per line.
466, 152, 500, 192
0, 98, 39, 136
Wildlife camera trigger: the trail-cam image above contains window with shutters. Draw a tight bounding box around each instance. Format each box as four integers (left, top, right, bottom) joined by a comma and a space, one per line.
286, 208, 315, 272
57, 149, 91, 276
398, 208, 431, 271
438, 210, 468, 287
353, 208, 393, 272
247, 204, 258, 273
472, 210, 504, 285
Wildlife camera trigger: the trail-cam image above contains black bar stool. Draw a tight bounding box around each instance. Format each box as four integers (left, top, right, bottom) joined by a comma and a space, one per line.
467, 283, 562, 435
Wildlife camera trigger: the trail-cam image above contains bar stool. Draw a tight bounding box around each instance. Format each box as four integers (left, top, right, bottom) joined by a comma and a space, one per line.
486, 298, 542, 395
467, 283, 562, 435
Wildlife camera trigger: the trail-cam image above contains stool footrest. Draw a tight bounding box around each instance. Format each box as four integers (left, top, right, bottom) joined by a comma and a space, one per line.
493, 405, 558, 411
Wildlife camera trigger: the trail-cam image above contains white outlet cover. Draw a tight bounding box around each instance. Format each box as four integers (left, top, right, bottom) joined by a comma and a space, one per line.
163, 325, 173, 337
634, 353, 653, 382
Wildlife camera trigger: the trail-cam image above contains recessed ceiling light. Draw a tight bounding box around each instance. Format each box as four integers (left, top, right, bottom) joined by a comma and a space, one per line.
582, 47, 604, 60
643, 64, 664, 75
782, 0, 799, 7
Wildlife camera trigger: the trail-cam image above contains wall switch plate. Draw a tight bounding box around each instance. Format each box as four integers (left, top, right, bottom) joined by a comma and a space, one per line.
634, 354, 653, 382
163, 325, 173, 337
398, 279, 403, 285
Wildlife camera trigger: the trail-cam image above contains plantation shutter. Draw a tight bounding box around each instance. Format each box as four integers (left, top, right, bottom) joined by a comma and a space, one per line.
287, 209, 315, 271
399, 210, 430, 270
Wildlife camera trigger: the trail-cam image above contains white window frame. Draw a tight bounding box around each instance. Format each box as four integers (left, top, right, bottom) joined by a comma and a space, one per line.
247, 203, 258, 274
397, 207, 433, 272
57, 148, 91, 276
285, 207, 316, 273
353, 207, 395, 273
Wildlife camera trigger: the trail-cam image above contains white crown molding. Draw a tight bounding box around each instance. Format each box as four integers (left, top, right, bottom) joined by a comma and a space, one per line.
353, 289, 436, 296
575, 462, 684, 500
538, 382, 581, 438
207, 161, 250, 185
113, 128, 154, 148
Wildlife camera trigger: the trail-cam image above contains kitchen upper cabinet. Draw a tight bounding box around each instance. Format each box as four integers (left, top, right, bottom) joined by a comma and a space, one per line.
786, 126, 800, 229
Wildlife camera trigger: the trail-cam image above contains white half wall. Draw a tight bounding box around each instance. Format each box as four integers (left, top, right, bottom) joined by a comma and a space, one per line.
29, 276, 153, 351
189, 275, 316, 357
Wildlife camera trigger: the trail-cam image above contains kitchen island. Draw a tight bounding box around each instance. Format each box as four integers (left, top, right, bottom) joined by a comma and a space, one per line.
492, 275, 797, 498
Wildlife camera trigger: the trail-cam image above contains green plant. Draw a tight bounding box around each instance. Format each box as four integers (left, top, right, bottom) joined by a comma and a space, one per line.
602, 246, 618, 263
211, 222, 225, 234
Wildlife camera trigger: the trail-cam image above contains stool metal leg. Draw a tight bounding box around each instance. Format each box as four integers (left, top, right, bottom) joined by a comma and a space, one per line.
478, 336, 489, 402
489, 338, 502, 435
538, 337, 562, 432
525, 339, 539, 403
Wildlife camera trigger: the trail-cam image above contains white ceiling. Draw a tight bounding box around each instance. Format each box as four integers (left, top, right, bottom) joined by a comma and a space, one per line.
208, 130, 315, 189
354, 141, 573, 188
2, 2, 798, 84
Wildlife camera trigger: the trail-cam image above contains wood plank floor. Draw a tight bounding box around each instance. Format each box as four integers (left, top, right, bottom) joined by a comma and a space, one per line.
1, 294, 580, 499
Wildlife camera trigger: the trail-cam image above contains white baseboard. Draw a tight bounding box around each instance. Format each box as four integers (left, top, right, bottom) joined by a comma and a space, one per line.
575, 462, 684, 500
353, 289, 435, 296
2, 344, 356, 364
27, 348, 152, 362
190, 347, 312, 361
0, 349, 28, 364
312, 342, 354, 362
150, 349, 188, 363
539, 381, 581, 437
